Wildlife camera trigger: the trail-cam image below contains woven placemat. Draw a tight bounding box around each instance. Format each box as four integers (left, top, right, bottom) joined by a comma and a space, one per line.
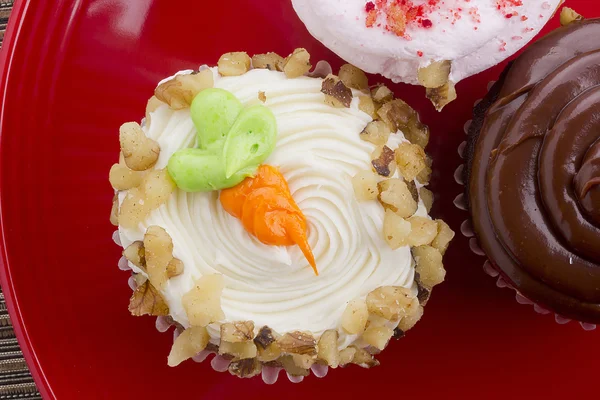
0, 2, 42, 398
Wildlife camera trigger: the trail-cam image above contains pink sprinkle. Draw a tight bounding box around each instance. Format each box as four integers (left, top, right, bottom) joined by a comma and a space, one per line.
512, 35, 523, 40
417, 50, 424, 57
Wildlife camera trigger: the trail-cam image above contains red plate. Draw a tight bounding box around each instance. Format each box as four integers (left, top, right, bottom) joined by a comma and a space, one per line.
0, 1, 598, 398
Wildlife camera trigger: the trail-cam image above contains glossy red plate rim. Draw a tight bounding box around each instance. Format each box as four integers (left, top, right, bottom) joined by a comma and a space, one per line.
0, 0, 53, 397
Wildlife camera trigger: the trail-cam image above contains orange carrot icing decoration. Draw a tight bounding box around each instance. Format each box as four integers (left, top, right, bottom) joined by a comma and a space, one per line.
220, 165, 318, 275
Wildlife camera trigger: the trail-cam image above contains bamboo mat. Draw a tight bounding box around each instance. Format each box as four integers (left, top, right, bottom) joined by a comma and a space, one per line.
0, 2, 42, 398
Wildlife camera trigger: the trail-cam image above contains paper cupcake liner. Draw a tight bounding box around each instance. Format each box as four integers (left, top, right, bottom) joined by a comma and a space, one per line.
453, 94, 597, 331
113, 230, 330, 382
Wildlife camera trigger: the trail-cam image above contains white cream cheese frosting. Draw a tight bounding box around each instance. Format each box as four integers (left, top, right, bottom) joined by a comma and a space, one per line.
118, 68, 427, 347
292, 0, 563, 85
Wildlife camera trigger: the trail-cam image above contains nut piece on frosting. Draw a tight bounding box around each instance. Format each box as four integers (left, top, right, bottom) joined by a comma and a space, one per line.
341, 298, 369, 334
420, 187, 434, 213
397, 304, 424, 333
412, 245, 446, 289
168, 326, 209, 367
362, 325, 394, 351
321, 74, 353, 108
282, 48, 312, 78
407, 216, 438, 247
109, 163, 144, 191
352, 170, 379, 202
431, 220, 455, 255
366, 286, 414, 320
371, 84, 394, 104
252, 52, 285, 71
317, 330, 340, 368
166, 258, 184, 278
371, 145, 396, 177
119, 122, 160, 171
254, 326, 282, 362
417, 60, 451, 89
383, 209, 412, 250
123, 241, 146, 270
143, 226, 174, 290
278, 355, 310, 377
339, 64, 369, 90
358, 95, 377, 118
155, 69, 214, 109
218, 52, 252, 77
360, 120, 391, 146
350, 346, 379, 368
377, 99, 416, 132
277, 331, 317, 369
182, 274, 225, 327
221, 321, 255, 343
378, 178, 418, 218
128, 280, 169, 317
110, 195, 119, 226
118, 169, 176, 229
395, 142, 427, 182
338, 347, 357, 367
219, 341, 257, 360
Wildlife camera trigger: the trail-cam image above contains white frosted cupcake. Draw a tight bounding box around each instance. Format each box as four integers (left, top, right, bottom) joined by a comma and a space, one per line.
109, 48, 454, 382
292, 0, 563, 109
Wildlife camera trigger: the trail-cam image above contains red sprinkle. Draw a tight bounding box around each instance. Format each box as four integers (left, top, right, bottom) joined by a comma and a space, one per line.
365, 1, 375, 12
421, 19, 433, 28
417, 50, 424, 57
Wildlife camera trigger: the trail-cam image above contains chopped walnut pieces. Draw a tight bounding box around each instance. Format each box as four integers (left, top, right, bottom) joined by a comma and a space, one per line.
358, 95, 377, 118
371, 84, 394, 104
221, 321, 255, 343
377, 99, 416, 132
338, 347, 357, 366
350, 346, 380, 368
109, 163, 144, 191
417, 60, 451, 89
218, 52, 251, 76
321, 75, 353, 108
182, 274, 225, 326
282, 48, 312, 78
413, 245, 446, 288
371, 145, 396, 177
167, 326, 209, 367
258, 91, 267, 103
431, 220, 455, 255
254, 326, 281, 362
383, 209, 411, 250
229, 358, 262, 378
317, 330, 340, 368
560, 7, 584, 26
219, 341, 257, 360
378, 178, 418, 218
397, 304, 424, 332
155, 69, 214, 109
123, 241, 146, 270
278, 331, 317, 356
419, 187, 434, 212
405, 180, 419, 203
360, 120, 391, 146
128, 281, 169, 317
118, 169, 176, 229
405, 118, 430, 149
278, 355, 310, 377
252, 52, 284, 71
407, 216, 438, 247
395, 142, 427, 181
342, 299, 369, 334
362, 326, 394, 350
366, 286, 414, 320
427, 82, 457, 111
339, 64, 369, 90
254, 326, 276, 349
119, 122, 160, 171
143, 226, 173, 290
166, 258, 183, 278
415, 273, 431, 305
110, 195, 119, 226
133, 273, 148, 287
352, 170, 379, 202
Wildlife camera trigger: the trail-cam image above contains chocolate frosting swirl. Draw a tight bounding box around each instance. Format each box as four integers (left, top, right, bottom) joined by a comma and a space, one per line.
468, 19, 600, 323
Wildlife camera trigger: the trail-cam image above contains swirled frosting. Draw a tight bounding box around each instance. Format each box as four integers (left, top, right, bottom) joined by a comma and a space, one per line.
119, 68, 427, 345
467, 19, 600, 323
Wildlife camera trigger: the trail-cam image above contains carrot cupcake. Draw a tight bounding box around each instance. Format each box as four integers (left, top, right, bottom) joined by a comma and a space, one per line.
109, 48, 454, 381
463, 11, 600, 328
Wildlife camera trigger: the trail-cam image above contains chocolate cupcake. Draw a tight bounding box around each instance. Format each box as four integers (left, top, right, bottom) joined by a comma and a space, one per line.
463, 16, 600, 327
